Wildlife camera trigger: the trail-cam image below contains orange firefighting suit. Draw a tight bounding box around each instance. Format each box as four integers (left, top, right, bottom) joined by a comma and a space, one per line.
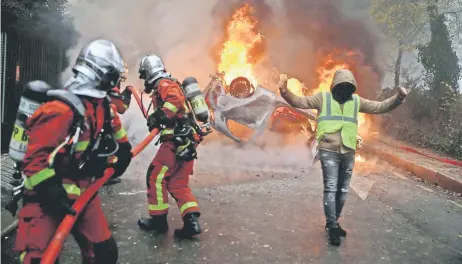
146, 78, 200, 218
15, 97, 129, 264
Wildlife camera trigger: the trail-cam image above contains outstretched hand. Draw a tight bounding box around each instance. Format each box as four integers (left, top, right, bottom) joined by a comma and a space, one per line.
397, 86, 408, 101
278, 74, 288, 94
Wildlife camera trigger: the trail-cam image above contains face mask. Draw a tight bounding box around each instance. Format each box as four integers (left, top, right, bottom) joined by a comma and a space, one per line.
332, 83, 355, 104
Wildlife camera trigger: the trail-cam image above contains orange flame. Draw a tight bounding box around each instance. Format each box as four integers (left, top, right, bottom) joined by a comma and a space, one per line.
218, 4, 262, 86
286, 53, 367, 129
355, 154, 366, 162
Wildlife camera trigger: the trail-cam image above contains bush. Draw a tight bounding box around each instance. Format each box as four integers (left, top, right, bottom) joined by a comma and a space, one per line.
382, 87, 462, 160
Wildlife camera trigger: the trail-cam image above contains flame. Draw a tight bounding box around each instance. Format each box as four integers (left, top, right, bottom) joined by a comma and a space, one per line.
355, 154, 366, 162
287, 78, 305, 97
218, 4, 262, 86
286, 53, 368, 131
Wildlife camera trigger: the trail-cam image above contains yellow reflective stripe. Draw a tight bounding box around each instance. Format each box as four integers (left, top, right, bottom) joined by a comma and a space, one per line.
24, 168, 55, 190
114, 128, 127, 140
149, 203, 169, 211
180, 202, 198, 214
183, 102, 190, 113
154, 166, 169, 211
48, 141, 68, 166
163, 102, 178, 113
63, 184, 83, 196
160, 129, 174, 136
75, 141, 89, 152
124, 104, 129, 110
20, 251, 27, 263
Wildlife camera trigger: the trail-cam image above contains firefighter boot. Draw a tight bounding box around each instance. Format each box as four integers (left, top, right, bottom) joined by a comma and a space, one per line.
137, 214, 169, 233
174, 212, 202, 238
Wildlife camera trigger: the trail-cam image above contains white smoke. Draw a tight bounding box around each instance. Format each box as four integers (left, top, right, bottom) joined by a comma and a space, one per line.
62, 0, 325, 170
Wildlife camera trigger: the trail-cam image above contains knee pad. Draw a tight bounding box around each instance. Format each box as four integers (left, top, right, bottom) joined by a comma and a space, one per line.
93, 236, 118, 264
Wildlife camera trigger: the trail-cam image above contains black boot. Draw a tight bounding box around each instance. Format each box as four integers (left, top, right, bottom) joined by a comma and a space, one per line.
328, 228, 341, 246
325, 223, 347, 237
174, 212, 201, 238
137, 214, 168, 233
337, 224, 347, 237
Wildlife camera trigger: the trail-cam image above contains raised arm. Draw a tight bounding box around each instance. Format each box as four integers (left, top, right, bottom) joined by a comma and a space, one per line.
278, 74, 322, 110
359, 87, 408, 114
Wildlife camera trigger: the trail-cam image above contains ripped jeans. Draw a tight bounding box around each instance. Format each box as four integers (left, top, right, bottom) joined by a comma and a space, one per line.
319, 150, 355, 229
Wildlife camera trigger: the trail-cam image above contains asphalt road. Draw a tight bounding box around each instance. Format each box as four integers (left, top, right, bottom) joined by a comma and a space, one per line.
2, 142, 462, 264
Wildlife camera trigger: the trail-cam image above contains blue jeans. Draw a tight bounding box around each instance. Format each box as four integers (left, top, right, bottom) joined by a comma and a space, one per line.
319, 150, 355, 229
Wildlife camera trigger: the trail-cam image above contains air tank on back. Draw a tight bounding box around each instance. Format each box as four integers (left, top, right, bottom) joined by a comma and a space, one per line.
9, 81, 53, 162
182, 77, 210, 123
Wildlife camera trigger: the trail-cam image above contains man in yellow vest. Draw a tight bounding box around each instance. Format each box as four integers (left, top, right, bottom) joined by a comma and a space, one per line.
279, 69, 407, 246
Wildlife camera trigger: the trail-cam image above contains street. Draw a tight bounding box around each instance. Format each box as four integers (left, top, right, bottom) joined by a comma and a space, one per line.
2, 141, 462, 264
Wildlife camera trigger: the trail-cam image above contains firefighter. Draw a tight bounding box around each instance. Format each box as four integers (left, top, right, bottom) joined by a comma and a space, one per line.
105, 82, 133, 186
14, 39, 132, 263
136, 54, 202, 238
279, 69, 408, 246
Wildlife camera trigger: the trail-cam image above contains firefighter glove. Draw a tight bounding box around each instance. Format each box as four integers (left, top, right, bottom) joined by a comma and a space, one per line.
147, 109, 168, 131
110, 142, 133, 178
35, 177, 74, 219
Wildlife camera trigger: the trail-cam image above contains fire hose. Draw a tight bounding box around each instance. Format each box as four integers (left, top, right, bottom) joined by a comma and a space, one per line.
41, 87, 157, 264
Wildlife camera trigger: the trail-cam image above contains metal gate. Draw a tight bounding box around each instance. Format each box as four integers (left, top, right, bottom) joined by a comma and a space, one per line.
0, 29, 66, 153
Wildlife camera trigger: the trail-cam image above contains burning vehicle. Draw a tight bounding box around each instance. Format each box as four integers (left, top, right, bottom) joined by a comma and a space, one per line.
205, 3, 368, 163
203, 73, 317, 144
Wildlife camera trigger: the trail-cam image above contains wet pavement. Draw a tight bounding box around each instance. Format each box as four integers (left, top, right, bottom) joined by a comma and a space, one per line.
2, 142, 462, 264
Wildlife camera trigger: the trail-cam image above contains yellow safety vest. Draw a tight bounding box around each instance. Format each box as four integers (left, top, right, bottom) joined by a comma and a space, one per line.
316, 92, 360, 150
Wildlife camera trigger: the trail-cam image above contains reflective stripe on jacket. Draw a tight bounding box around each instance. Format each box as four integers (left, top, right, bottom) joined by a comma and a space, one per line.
316, 92, 360, 150
22, 97, 128, 199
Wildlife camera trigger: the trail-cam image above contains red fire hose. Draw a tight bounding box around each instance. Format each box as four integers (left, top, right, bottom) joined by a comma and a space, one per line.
41, 87, 156, 264
127, 86, 148, 118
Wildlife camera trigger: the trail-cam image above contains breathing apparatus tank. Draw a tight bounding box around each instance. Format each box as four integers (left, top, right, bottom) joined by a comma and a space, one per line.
9, 81, 54, 163
181, 77, 210, 123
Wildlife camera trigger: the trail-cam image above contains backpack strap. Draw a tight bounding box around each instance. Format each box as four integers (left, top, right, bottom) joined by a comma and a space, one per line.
46, 90, 86, 119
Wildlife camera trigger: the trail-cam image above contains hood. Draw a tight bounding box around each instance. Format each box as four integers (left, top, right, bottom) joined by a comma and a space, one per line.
64, 73, 107, 98
330, 69, 357, 92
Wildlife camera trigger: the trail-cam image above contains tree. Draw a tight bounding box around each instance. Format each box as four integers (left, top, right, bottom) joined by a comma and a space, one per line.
418, 1, 460, 118
371, 0, 461, 88
370, 0, 427, 88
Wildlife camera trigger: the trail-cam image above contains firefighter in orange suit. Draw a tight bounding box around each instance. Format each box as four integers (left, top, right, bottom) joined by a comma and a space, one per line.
105, 83, 133, 185
14, 39, 132, 264
137, 54, 202, 238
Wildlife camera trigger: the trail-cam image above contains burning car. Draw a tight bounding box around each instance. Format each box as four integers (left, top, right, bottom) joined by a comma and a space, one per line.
203, 73, 320, 159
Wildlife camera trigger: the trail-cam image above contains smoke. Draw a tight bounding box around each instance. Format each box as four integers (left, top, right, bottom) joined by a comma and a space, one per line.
64, 0, 221, 87
262, 0, 385, 99
64, 0, 385, 168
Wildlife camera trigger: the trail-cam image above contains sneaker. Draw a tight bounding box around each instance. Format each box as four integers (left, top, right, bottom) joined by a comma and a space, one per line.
328, 228, 341, 246
337, 224, 347, 237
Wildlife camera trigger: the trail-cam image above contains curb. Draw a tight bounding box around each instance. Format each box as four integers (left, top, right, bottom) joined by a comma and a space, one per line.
362, 143, 462, 194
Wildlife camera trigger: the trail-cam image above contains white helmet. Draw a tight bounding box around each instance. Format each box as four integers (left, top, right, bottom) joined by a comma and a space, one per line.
69, 39, 127, 98
138, 54, 171, 85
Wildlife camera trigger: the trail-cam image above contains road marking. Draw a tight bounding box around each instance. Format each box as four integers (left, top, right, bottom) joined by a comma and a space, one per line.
449, 200, 462, 209
417, 185, 434, 193
393, 172, 408, 181
350, 175, 375, 200
118, 190, 147, 196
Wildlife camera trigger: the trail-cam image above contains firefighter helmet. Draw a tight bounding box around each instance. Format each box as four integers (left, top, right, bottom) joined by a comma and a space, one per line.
72, 39, 127, 97
138, 54, 171, 85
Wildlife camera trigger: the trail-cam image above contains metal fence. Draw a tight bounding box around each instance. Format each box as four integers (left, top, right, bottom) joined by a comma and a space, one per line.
0, 28, 66, 152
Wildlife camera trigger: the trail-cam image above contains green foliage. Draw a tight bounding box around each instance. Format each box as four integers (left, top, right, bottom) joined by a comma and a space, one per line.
418, 13, 461, 96
370, 0, 427, 49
